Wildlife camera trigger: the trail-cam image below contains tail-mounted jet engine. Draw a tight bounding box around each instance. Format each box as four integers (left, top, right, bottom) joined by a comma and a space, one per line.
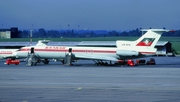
116, 50, 139, 56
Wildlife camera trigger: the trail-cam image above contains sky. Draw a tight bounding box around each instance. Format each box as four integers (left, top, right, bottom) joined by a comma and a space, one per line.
0, 0, 180, 30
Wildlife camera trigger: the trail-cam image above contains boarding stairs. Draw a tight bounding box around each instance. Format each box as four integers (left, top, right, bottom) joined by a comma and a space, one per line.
26, 47, 38, 66
26, 53, 37, 66
64, 48, 74, 66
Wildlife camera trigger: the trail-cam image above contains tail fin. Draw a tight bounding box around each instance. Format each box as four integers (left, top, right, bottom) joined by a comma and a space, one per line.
116, 29, 169, 49
116, 29, 169, 55
135, 29, 169, 48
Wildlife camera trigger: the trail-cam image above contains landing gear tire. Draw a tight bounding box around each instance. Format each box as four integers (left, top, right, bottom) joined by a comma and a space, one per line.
96, 63, 100, 66
31, 62, 34, 66
34, 62, 37, 66
104, 62, 108, 66
44, 61, 49, 64
96, 62, 109, 66
44, 59, 49, 64
61, 60, 65, 64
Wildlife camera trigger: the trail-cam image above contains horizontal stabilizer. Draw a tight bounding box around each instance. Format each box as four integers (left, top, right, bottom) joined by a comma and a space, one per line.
141, 29, 169, 32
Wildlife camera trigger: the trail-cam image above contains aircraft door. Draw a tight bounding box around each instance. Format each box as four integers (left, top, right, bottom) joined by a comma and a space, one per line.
69, 48, 72, 53
30, 47, 34, 54
65, 48, 73, 65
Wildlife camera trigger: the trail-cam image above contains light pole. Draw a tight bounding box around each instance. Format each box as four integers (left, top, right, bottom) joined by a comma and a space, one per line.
68, 24, 70, 30
2, 24, 3, 31
140, 28, 143, 36
78, 25, 80, 30
30, 24, 33, 46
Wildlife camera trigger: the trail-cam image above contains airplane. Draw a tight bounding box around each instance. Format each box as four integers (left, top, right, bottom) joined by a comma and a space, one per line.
0, 49, 18, 59
13, 29, 169, 66
0, 40, 49, 59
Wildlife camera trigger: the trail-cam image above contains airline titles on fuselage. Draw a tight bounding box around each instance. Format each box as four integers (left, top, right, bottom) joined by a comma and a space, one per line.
45, 46, 66, 50
0, 51, 13, 54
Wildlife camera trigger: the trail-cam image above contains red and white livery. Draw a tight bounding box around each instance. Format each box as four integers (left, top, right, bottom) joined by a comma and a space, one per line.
13, 29, 169, 65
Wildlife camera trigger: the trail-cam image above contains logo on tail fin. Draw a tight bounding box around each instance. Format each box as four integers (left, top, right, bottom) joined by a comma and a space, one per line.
136, 38, 155, 46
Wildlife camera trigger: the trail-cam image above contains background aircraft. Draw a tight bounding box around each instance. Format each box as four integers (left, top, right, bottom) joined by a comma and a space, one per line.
0, 40, 49, 59
0, 49, 18, 59
13, 29, 169, 66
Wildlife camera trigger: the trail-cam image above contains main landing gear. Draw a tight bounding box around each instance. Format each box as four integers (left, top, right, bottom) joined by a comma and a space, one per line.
93, 60, 112, 66
43, 58, 49, 64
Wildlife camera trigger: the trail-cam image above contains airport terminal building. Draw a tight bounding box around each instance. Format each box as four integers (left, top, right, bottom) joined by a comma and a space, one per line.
0, 28, 19, 38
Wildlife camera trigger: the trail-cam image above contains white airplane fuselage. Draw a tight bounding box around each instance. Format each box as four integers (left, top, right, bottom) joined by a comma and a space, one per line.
15, 46, 155, 61
0, 40, 49, 60
0, 49, 18, 59
16, 46, 116, 58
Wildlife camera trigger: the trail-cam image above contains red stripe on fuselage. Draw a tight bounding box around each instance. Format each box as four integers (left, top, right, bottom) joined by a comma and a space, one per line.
19, 48, 116, 53
19, 48, 155, 55
0, 52, 13, 54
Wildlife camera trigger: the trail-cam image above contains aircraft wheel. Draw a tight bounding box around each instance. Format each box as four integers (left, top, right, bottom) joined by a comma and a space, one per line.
44, 59, 49, 64
105, 62, 108, 66
31, 62, 34, 66
34, 62, 37, 66
96, 63, 100, 66
61, 60, 65, 64
44, 61, 49, 64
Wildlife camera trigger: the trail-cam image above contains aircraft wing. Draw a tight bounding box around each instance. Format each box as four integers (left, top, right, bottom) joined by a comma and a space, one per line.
75, 54, 118, 61
2, 55, 16, 59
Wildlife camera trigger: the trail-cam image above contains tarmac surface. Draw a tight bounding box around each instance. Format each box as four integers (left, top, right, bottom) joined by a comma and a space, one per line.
0, 56, 180, 102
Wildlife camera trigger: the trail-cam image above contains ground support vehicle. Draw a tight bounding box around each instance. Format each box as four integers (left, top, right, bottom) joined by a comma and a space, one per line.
127, 60, 136, 66
5, 58, 20, 65
116, 59, 136, 66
